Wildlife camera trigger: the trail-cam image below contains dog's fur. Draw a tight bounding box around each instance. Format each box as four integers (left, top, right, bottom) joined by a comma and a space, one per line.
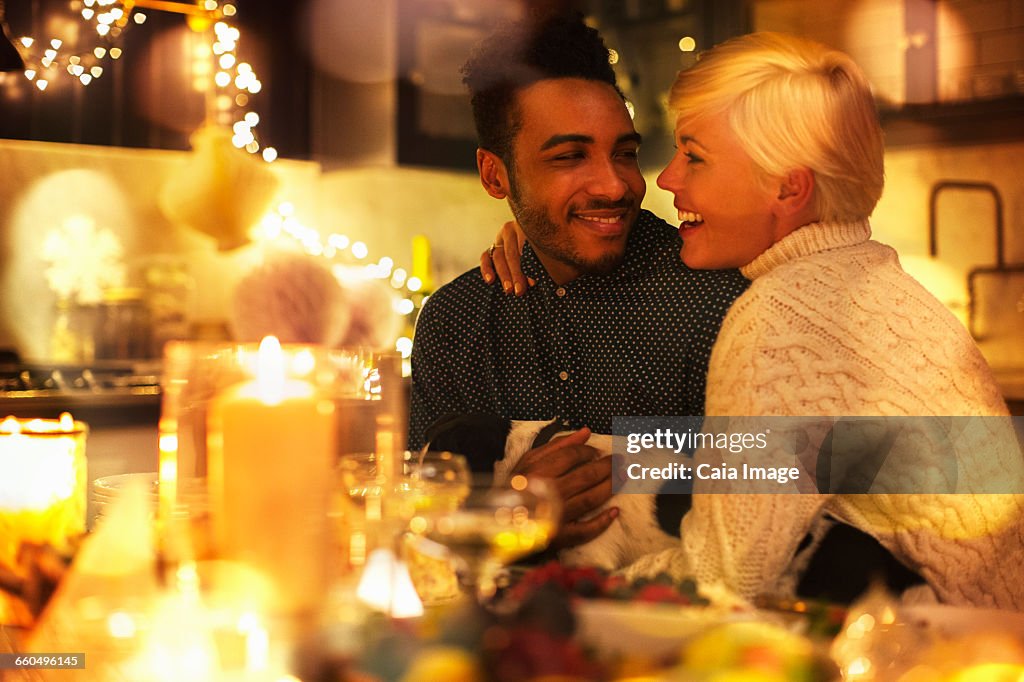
496, 420, 678, 570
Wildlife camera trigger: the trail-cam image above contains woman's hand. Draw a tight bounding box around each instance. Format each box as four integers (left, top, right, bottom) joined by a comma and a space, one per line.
480, 220, 534, 296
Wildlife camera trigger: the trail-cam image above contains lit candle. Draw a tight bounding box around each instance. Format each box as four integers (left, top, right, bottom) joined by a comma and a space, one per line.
206, 337, 336, 615
0, 413, 87, 569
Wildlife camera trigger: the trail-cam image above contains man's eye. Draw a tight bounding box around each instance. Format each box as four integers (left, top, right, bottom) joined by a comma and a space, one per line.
617, 148, 639, 159
551, 151, 584, 161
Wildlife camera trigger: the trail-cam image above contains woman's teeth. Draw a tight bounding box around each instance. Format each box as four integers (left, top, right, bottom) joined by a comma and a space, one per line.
678, 210, 704, 225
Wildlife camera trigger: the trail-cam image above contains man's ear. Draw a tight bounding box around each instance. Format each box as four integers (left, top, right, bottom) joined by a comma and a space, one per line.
772, 167, 815, 218
477, 148, 510, 200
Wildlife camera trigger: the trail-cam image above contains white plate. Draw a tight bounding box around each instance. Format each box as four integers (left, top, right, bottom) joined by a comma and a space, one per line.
900, 603, 1024, 638
574, 599, 752, 659
92, 472, 159, 496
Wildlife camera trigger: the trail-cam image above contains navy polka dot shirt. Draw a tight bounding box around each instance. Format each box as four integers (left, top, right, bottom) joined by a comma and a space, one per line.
408, 210, 750, 450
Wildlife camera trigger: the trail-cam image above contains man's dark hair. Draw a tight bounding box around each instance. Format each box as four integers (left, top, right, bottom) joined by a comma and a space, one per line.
461, 12, 620, 166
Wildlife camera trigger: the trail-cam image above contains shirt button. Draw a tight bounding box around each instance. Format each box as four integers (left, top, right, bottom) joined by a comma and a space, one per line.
558, 371, 569, 381
555, 287, 566, 297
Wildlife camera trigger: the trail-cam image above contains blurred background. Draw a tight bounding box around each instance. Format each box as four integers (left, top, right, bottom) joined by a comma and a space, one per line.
0, 0, 1021, 408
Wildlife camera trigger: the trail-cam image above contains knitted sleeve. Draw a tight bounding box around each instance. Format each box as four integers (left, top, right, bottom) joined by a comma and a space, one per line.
697, 257, 1024, 606
680, 492, 828, 600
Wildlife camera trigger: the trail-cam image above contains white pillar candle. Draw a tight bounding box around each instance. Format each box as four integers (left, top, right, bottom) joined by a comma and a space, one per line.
0, 414, 87, 569
207, 337, 336, 615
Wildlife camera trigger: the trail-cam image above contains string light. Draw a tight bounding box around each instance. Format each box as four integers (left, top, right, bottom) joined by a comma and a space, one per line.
11, 1, 269, 161
252, 204, 427, 358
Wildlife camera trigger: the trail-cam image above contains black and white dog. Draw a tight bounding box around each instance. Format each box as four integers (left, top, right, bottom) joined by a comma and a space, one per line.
425, 414, 680, 570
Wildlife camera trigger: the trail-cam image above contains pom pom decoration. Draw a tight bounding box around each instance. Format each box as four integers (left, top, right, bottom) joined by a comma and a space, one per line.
159, 125, 279, 251
230, 252, 351, 346
230, 255, 404, 350
335, 272, 404, 349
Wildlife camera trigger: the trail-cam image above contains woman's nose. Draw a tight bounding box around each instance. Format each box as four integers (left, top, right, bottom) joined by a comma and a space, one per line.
657, 158, 681, 193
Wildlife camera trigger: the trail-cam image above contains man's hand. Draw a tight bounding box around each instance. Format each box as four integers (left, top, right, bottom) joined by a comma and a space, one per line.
509, 427, 618, 549
480, 220, 533, 296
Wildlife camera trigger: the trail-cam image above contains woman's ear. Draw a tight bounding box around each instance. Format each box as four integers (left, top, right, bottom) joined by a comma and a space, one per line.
477, 149, 510, 200
773, 167, 815, 219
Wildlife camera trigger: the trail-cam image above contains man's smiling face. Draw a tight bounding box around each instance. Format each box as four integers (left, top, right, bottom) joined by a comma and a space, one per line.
504, 78, 645, 284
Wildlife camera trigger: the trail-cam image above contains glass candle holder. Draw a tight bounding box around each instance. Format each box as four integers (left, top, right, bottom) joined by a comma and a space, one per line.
158, 338, 405, 617
0, 413, 87, 570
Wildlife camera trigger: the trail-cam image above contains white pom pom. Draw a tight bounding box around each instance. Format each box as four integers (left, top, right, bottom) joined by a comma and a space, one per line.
340, 277, 404, 349
231, 252, 350, 346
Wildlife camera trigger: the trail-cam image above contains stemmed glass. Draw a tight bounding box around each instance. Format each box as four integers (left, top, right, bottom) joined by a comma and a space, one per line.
337, 450, 471, 525
402, 451, 472, 605
421, 473, 560, 601
337, 450, 472, 608
406, 450, 472, 516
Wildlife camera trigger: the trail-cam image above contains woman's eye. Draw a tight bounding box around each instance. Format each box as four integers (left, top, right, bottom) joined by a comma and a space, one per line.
685, 151, 703, 164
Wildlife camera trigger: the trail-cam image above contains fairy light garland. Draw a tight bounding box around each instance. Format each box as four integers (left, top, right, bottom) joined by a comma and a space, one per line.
253, 203, 428, 359
11, 3, 423, 355
11, 0, 276, 161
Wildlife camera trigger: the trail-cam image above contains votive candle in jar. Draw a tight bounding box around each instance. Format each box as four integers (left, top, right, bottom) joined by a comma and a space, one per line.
0, 413, 87, 569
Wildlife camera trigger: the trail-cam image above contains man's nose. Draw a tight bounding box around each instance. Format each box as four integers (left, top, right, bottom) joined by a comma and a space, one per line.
587, 159, 630, 198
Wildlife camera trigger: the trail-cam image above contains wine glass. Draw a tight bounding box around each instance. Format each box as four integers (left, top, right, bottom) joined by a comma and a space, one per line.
337, 452, 394, 523
337, 450, 471, 523
406, 450, 472, 517
403, 450, 471, 605
337, 451, 432, 616
422, 473, 560, 602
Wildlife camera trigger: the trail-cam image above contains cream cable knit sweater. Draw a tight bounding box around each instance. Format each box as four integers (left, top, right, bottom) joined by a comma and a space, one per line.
623, 220, 1024, 609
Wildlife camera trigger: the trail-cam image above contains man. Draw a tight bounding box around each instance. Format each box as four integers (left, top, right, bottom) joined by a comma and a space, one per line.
409, 12, 748, 549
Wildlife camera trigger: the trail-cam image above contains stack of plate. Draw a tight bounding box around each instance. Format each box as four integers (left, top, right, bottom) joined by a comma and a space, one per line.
90, 473, 208, 527
90, 472, 159, 526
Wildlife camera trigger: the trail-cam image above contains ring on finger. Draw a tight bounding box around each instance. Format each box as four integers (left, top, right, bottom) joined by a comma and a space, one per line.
488, 243, 504, 257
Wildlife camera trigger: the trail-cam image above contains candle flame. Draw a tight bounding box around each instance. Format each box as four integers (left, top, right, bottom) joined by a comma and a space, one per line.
1, 414, 81, 435
256, 336, 285, 405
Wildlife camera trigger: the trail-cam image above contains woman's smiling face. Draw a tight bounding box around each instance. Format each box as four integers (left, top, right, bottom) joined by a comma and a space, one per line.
656, 115, 783, 271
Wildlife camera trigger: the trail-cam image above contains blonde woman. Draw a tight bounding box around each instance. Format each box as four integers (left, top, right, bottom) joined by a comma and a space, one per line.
631, 32, 1024, 609
485, 32, 1024, 608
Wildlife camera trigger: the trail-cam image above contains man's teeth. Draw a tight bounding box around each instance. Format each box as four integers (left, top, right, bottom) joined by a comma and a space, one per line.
579, 215, 621, 224
678, 210, 704, 224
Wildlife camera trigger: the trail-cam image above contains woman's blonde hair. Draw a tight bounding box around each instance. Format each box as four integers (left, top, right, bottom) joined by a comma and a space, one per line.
670, 32, 884, 222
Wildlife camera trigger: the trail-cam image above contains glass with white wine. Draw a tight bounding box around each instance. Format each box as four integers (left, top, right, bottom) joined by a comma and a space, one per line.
422, 473, 560, 601
406, 450, 472, 517
336, 451, 470, 583
403, 450, 471, 604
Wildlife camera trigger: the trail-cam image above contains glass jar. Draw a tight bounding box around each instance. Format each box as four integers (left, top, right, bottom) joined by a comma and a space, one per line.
94, 288, 153, 360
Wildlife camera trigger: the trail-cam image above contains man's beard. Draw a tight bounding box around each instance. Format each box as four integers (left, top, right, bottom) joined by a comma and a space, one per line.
508, 177, 632, 278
